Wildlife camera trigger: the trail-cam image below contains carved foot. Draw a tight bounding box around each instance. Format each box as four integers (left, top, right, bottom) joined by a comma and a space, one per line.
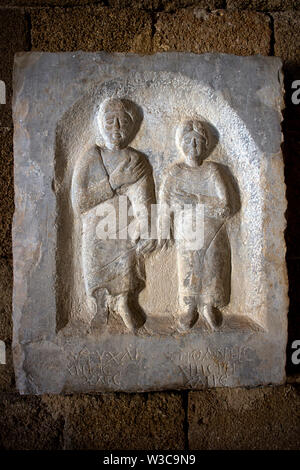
201, 304, 223, 330
88, 290, 109, 331
177, 305, 198, 332
87, 295, 97, 316
119, 310, 136, 332
91, 313, 108, 330
115, 295, 137, 332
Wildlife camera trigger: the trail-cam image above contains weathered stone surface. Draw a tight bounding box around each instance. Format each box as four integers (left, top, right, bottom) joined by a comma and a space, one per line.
0, 128, 14, 259
0, 0, 225, 7
188, 386, 300, 449
0, 391, 184, 449
107, 0, 160, 7
0, 0, 223, 7
42, 392, 185, 449
0, 8, 29, 127
0, 344, 15, 392
0, 258, 14, 392
30, 6, 153, 53
0, 0, 299, 8
0, 258, 12, 343
153, 9, 271, 54
273, 11, 300, 71
1, 0, 103, 4
227, 0, 300, 10
13, 52, 287, 394
107, 0, 224, 9
159, 0, 224, 9
0, 394, 64, 449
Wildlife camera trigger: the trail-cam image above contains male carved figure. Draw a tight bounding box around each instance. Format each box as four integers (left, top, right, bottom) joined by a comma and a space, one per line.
71, 98, 155, 331
159, 120, 233, 330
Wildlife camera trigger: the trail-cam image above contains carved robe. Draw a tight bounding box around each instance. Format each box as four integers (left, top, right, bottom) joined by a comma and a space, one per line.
160, 160, 231, 308
72, 146, 155, 301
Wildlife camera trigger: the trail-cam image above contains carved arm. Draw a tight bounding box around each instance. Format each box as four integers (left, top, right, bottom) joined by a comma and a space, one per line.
71, 150, 114, 215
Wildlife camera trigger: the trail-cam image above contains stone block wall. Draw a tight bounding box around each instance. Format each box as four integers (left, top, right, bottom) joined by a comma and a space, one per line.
0, 0, 299, 449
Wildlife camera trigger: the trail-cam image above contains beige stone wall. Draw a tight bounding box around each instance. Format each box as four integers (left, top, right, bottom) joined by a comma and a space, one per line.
0, 0, 299, 449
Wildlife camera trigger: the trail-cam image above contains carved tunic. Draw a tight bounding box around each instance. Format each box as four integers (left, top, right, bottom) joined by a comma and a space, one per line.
160, 160, 231, 307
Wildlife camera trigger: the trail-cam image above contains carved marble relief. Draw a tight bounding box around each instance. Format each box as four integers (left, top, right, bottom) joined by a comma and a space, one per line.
12, 52, 288, 393
70, 106, 239, 335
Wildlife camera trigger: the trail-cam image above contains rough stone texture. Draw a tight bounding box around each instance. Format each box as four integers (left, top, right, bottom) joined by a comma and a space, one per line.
273, 11, 300, 72
0, 394, 64, 449
189, 385, 300, 449
153, 9, 271, 55
0, 345, 15, 392
106, 0, 160, 8
0, 129, 14, 394
2, 0, 299, 8
0, 128, 14, 259
30, 6, 153, 53
0, 258, 12, 343
12, 52, 287, 393
0, 9, 29, 127
42, 393, 185, 449
107, 0, 224, 9
0, 0, 224, 8
227, 0, 300, 10
0, 258, 14, 392
160, 0, 225, 9
2, 0, 103, 4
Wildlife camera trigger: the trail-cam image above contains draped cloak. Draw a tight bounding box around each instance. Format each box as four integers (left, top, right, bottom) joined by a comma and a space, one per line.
72, 146, 155, 300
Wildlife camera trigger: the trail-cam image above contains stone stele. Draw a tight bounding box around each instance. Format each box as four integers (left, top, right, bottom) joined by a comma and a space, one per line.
12, 52, 288, 394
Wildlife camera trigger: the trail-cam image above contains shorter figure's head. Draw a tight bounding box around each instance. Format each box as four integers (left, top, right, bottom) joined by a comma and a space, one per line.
176, 120, 210, 166
99, 98, 136, 150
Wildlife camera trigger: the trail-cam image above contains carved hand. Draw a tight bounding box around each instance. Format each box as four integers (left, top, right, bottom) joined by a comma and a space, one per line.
110, 157, 146, 190
197, 195, 230, 218
172, 188, 198, 204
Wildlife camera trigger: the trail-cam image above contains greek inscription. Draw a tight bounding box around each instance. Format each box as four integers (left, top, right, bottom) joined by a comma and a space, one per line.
166, 346, 255, 388
67, 347, 139, 385
166, 346, 255, 365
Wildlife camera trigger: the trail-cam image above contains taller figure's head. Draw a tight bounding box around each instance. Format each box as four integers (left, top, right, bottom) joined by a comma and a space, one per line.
176, 120, 210, 167
99, 98, 137, 151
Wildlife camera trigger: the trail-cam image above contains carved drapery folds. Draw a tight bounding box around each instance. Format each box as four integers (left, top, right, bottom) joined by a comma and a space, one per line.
71, 100, 238, 334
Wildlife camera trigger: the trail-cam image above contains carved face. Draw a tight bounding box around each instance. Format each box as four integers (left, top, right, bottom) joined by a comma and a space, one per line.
178, 121, 209, 166
101, 101, 134, 150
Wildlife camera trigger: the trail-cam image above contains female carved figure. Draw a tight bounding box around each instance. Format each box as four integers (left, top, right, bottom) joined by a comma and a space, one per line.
159, 120, 233, 331
71, 98, 155, 331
